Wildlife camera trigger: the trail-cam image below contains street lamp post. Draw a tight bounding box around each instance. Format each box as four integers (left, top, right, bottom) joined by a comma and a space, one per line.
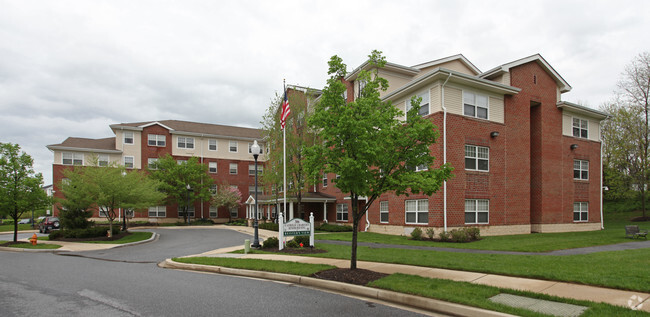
251, 140, 261, 248
186, 184, 193, 226
122, 171, 128, 231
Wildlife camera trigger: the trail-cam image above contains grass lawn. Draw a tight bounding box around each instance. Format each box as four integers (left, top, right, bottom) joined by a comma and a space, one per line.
83, 231, 153, 244
174, 257, 645, 316
317, 210, 650, 252
173, 257, 336, 276
0, 223, 36, 233
0, 241, 61, 249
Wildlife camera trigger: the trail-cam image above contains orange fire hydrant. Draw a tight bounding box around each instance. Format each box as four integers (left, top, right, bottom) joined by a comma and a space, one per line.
29, 233, 38, 246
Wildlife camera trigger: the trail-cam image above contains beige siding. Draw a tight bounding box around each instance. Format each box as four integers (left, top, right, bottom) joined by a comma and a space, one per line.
122, 132, 142, 169
562, 112, 601, 142
172, 136, 266, 162
416, 60, 476, 78
489, 96, 505, 124
443, 86, 463, 116
378, 69, 413, 98
53, 151, 121, 166
430, 85, 441, 114
488, 72, 511, 86
394, 100, 407, 121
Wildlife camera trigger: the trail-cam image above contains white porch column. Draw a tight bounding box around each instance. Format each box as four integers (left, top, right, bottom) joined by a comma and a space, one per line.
289, 202, 294, 220
323, 202, 328, 223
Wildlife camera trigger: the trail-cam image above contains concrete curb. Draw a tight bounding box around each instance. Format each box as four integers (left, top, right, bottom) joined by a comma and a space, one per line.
160, 258, 515, 317
0, 231, 159, 253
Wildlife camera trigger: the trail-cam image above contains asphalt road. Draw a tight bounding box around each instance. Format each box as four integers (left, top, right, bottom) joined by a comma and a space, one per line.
0, 228, 431, 316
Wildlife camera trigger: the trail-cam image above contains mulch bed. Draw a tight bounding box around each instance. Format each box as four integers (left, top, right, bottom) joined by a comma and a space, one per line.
312, 268, 389, 285
50, 231, 131, 242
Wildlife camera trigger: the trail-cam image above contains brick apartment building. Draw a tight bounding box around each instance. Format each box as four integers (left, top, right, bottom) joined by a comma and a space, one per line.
299, 53, 607, 236
47, 120, 267, 223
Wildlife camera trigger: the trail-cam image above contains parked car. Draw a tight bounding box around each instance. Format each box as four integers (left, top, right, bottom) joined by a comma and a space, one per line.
38, 217, 60, 233
18, 218, 32, 224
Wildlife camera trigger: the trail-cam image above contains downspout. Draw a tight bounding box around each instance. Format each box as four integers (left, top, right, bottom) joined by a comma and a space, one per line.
441, 72, 452, 233
200, 134, 204, 219
600, 121, 605, 229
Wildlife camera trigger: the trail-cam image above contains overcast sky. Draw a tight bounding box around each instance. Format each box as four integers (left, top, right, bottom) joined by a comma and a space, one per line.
1, 0, 648, 185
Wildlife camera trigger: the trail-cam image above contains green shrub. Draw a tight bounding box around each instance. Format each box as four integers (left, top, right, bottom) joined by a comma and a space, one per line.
439, 231, 450, 242
192, 218, 214, 225
286, 239, 299, 248
410, 227, 423, 240
425, 228, 435, 240
259, 222, 279, 231
50, 226, 120, 240
48, 230, 64, 240
316, 223, 353, 232
225, 219, 247, 226
293, 235, 310, 246
466, 227, 481, 240
450, 229, 469, 243
262, 237, 279, 249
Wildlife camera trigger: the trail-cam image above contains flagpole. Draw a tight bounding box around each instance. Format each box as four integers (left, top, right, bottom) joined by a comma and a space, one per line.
283, 79, 287, 223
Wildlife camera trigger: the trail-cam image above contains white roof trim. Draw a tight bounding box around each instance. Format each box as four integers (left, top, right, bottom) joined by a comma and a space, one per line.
557, 101, 608, 120
411, 54, 481, 75
345, 60, 419, 81
139, 121, 175, 131
480, 54, 572, 93
46, 145, 122, 154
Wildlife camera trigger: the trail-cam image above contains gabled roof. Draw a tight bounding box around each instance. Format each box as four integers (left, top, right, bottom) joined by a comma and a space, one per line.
46, 137, 121, 153
480, 54, 572, 93
110, 120, 262, 140
345, 60, 419, 82
245, 192, 337, 204
411, 54, 481, 75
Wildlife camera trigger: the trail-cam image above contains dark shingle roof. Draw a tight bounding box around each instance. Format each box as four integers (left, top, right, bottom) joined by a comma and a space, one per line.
112, 120, 261, 139
47, 137, 118, 152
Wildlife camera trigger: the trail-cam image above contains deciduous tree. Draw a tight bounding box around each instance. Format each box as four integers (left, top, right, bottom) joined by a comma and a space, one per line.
0, 143, 50, 242
305, 50, 453, 269
211, 183, 242, 222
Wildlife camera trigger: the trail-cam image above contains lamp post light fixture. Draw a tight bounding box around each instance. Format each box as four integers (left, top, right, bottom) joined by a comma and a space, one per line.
251, 140, 261, 248
186, 184, 193, 226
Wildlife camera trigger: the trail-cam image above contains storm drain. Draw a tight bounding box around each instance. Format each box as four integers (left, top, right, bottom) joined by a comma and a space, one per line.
489, 293, 588, 317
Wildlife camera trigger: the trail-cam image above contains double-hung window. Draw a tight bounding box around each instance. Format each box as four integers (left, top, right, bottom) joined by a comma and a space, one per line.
123, 132, 134, 145
465, 145, 489, 172
337, 204, 349, 221
572, 118, 588, 139
229, 163, 238, 174
463, 91, 488, 119
249, 185, 262, 196
465, 199, 489, 224
229, 141, 238, 152
98, 154, 109, 167
178, 206, 195, 218
209, 162, 217, 173
210, 184, 217, 195
230, 206, 238, 218
405, 199, 428, 224
209, 205, 218, 218
148, 206, 166, 217
209, 139, 217, 151
148, 134, 165, 147
380, 201, 389, 223
407, 91, 430, 117
574, 160, 589, 180
124, 156, 134, 169
178, 137, 194, 149
62, 152, 83, 166
148, 158, 158, 169
323, 174, 328, 187
574, 202, 588, 222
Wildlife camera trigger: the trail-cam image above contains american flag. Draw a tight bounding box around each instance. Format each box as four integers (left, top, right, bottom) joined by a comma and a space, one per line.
280, 89, 291, 129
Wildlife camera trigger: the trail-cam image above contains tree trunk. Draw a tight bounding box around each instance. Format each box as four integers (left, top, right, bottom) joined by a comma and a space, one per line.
350, 194, 359, 270
13, 213, 18, 242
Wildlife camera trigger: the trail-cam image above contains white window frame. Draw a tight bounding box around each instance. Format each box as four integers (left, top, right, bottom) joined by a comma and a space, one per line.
98, 154, 109, 167
406, 90, 430, 117
380, 201, 389, 223
209, 139, 218, 151
463, 91, 489, 119
574, 160, 589, 180
210, 184, 217, 195
573, 202, 588, 222
465, 145, 489, 172
405, 199, 428, 224
229, 141, 238, 153
148, 158, 158, 169
178, 206, 195, 218
123, 132, 134, 145
572, 117, 589, 139
209, 205, 218, 218
248, 185, 262, 196
177, 136, 195, 149
148, 134, 166, 147
230, 206, 239, 218
465, 199, 489, 224
229, 163, 238, 174
249, 164, 256, 176
99, 207, 108, 218
323, 174, 328, 187
336, 203, 349, 222
124, 156, 134, 169
62, 152, 83, 166
209, 162, 217, 173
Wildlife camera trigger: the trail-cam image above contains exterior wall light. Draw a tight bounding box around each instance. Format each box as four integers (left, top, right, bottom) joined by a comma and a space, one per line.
570, 144, 579, 150
490, 131, 499, 138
